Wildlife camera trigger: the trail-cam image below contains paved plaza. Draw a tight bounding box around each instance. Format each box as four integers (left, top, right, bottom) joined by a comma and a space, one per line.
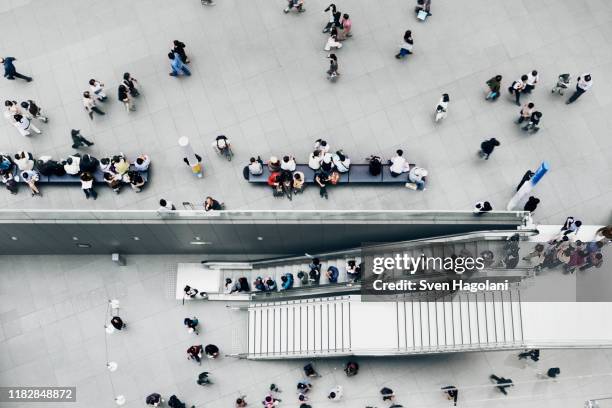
0, 0, 611, 224
0, 255, 610, 408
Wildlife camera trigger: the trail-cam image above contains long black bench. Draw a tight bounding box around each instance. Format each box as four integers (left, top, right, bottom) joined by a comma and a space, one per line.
15, 165, 149, 184
246, 164, 411, 184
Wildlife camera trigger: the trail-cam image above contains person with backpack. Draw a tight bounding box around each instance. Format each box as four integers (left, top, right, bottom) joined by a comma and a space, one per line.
486, 75, 502, 100
508, 75, 528, 106
325, 265, 339, 283
184, 317, 199, 334
281, 273, 294, 290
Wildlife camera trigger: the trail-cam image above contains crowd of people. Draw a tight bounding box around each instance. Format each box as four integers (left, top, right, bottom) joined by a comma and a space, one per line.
222, 257, 362, 296
245, 139, 429, 200
0, 150, 149, 198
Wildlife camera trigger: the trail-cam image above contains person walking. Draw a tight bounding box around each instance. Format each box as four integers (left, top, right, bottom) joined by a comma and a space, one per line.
197, 372, 212, 385
338, 14, 352, 40
324, 28, 342, 51
71, 129, 94, 149
118, 84, 135, 112
169, 52, 191, 77
435, 93, 449, 122
122, 72, 140, 97
344, 361, 359, 376
173, 40, 190, 63
204, 344, 220, 358
1, 57, 32, 81
523, 196, 540, 213
327, 53, 339, 80
110, 316, 126, 330
13, 114, 42, 136
187, 345, 203, 364
478, 138, 500, 160
89, 79, 107, 101
21, 100, 48, 122
315, 171, 330, 199
522, 111, 542, 132
322, 4, 338, 33
490, 375, 513, 395
284, 0, 305, 13
83, 91, 105, 119
327, 386, 343, 401
518, 348, 540, 362
396, 30, 414, 59
184, 317, 199, 334
509, 75, 528, 106
486, 75, 502, 100
566, 73, 592, 104
516, 102, 534, 124
524, 70, 539, 93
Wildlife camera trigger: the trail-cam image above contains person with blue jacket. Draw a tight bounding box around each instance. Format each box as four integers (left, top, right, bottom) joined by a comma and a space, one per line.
326, 266, 339, 283
168, 52, 191, 77
281, 273, 294, 290
1, 57, 32, 82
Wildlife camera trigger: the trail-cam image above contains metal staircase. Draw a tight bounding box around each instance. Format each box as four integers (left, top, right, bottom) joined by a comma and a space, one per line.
245, 286, 524, 359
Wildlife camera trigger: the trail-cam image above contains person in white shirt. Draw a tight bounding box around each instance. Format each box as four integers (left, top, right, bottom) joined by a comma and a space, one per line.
324, 28, 343, 51
20, 169, 41, 196
516, 102, 534, 124
332, 150, 350, 172
524, 70, 539, 93
83, 91, 105, 120
133, 154, 150, 171
89, 79, 107, 101
509, 74, 528, 106
12, 114, 41, 136
389, 149, 408, 177
567, 73, 592, 104
308, 150, 323, 170
434, 93, 449, 122
314, 139, 330, 153
80, 172, 97, 200
248, 156, 263, 175
327, 386, 343, 402
14, 151, 34, 171
63, 155, 81, 175
280, 155, 296, 171
158, 198, 176, 211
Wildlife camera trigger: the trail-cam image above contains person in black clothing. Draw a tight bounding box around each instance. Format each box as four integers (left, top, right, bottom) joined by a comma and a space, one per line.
315, 171, 330, 199
122, 72, 140, 97
168, 394, 194, 408
304, 363, 321, 377
1, 57, 32, 81
110, 316, 126, 330
479, 138, 500, 160
518, 349, 540, 362
308, 259, 322, 284
322, 4, 338, 33
204, 344, 220, 359
145, 393, 162, 406
524, 196, 540, 213
539, 367, 561, 379
522, 111, 542, 132
396, 30, 414, 59
344, 361, 359, 376
441, 386, 458, 406
173, 40, 189, 63
516, 170, 534, 191
204, 196, 222, 211
327, 53, 339, 80
21, 100, 48, 122
380, 387, 395, 401
490, 375, 513, 395
197, 371, 211, 385
71, 129, 94, 149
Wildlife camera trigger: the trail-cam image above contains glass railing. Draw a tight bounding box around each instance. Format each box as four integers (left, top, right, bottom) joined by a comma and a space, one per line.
0, 210, 531, 223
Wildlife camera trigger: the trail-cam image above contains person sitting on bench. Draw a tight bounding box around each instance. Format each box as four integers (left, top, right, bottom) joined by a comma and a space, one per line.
389, 149, 408, 177
63, 155, 81, 175
332, 150, 350, 173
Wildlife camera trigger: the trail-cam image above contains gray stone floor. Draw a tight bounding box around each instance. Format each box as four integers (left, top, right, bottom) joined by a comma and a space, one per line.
1, 255, 612, 408
0, 0, 611, 225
